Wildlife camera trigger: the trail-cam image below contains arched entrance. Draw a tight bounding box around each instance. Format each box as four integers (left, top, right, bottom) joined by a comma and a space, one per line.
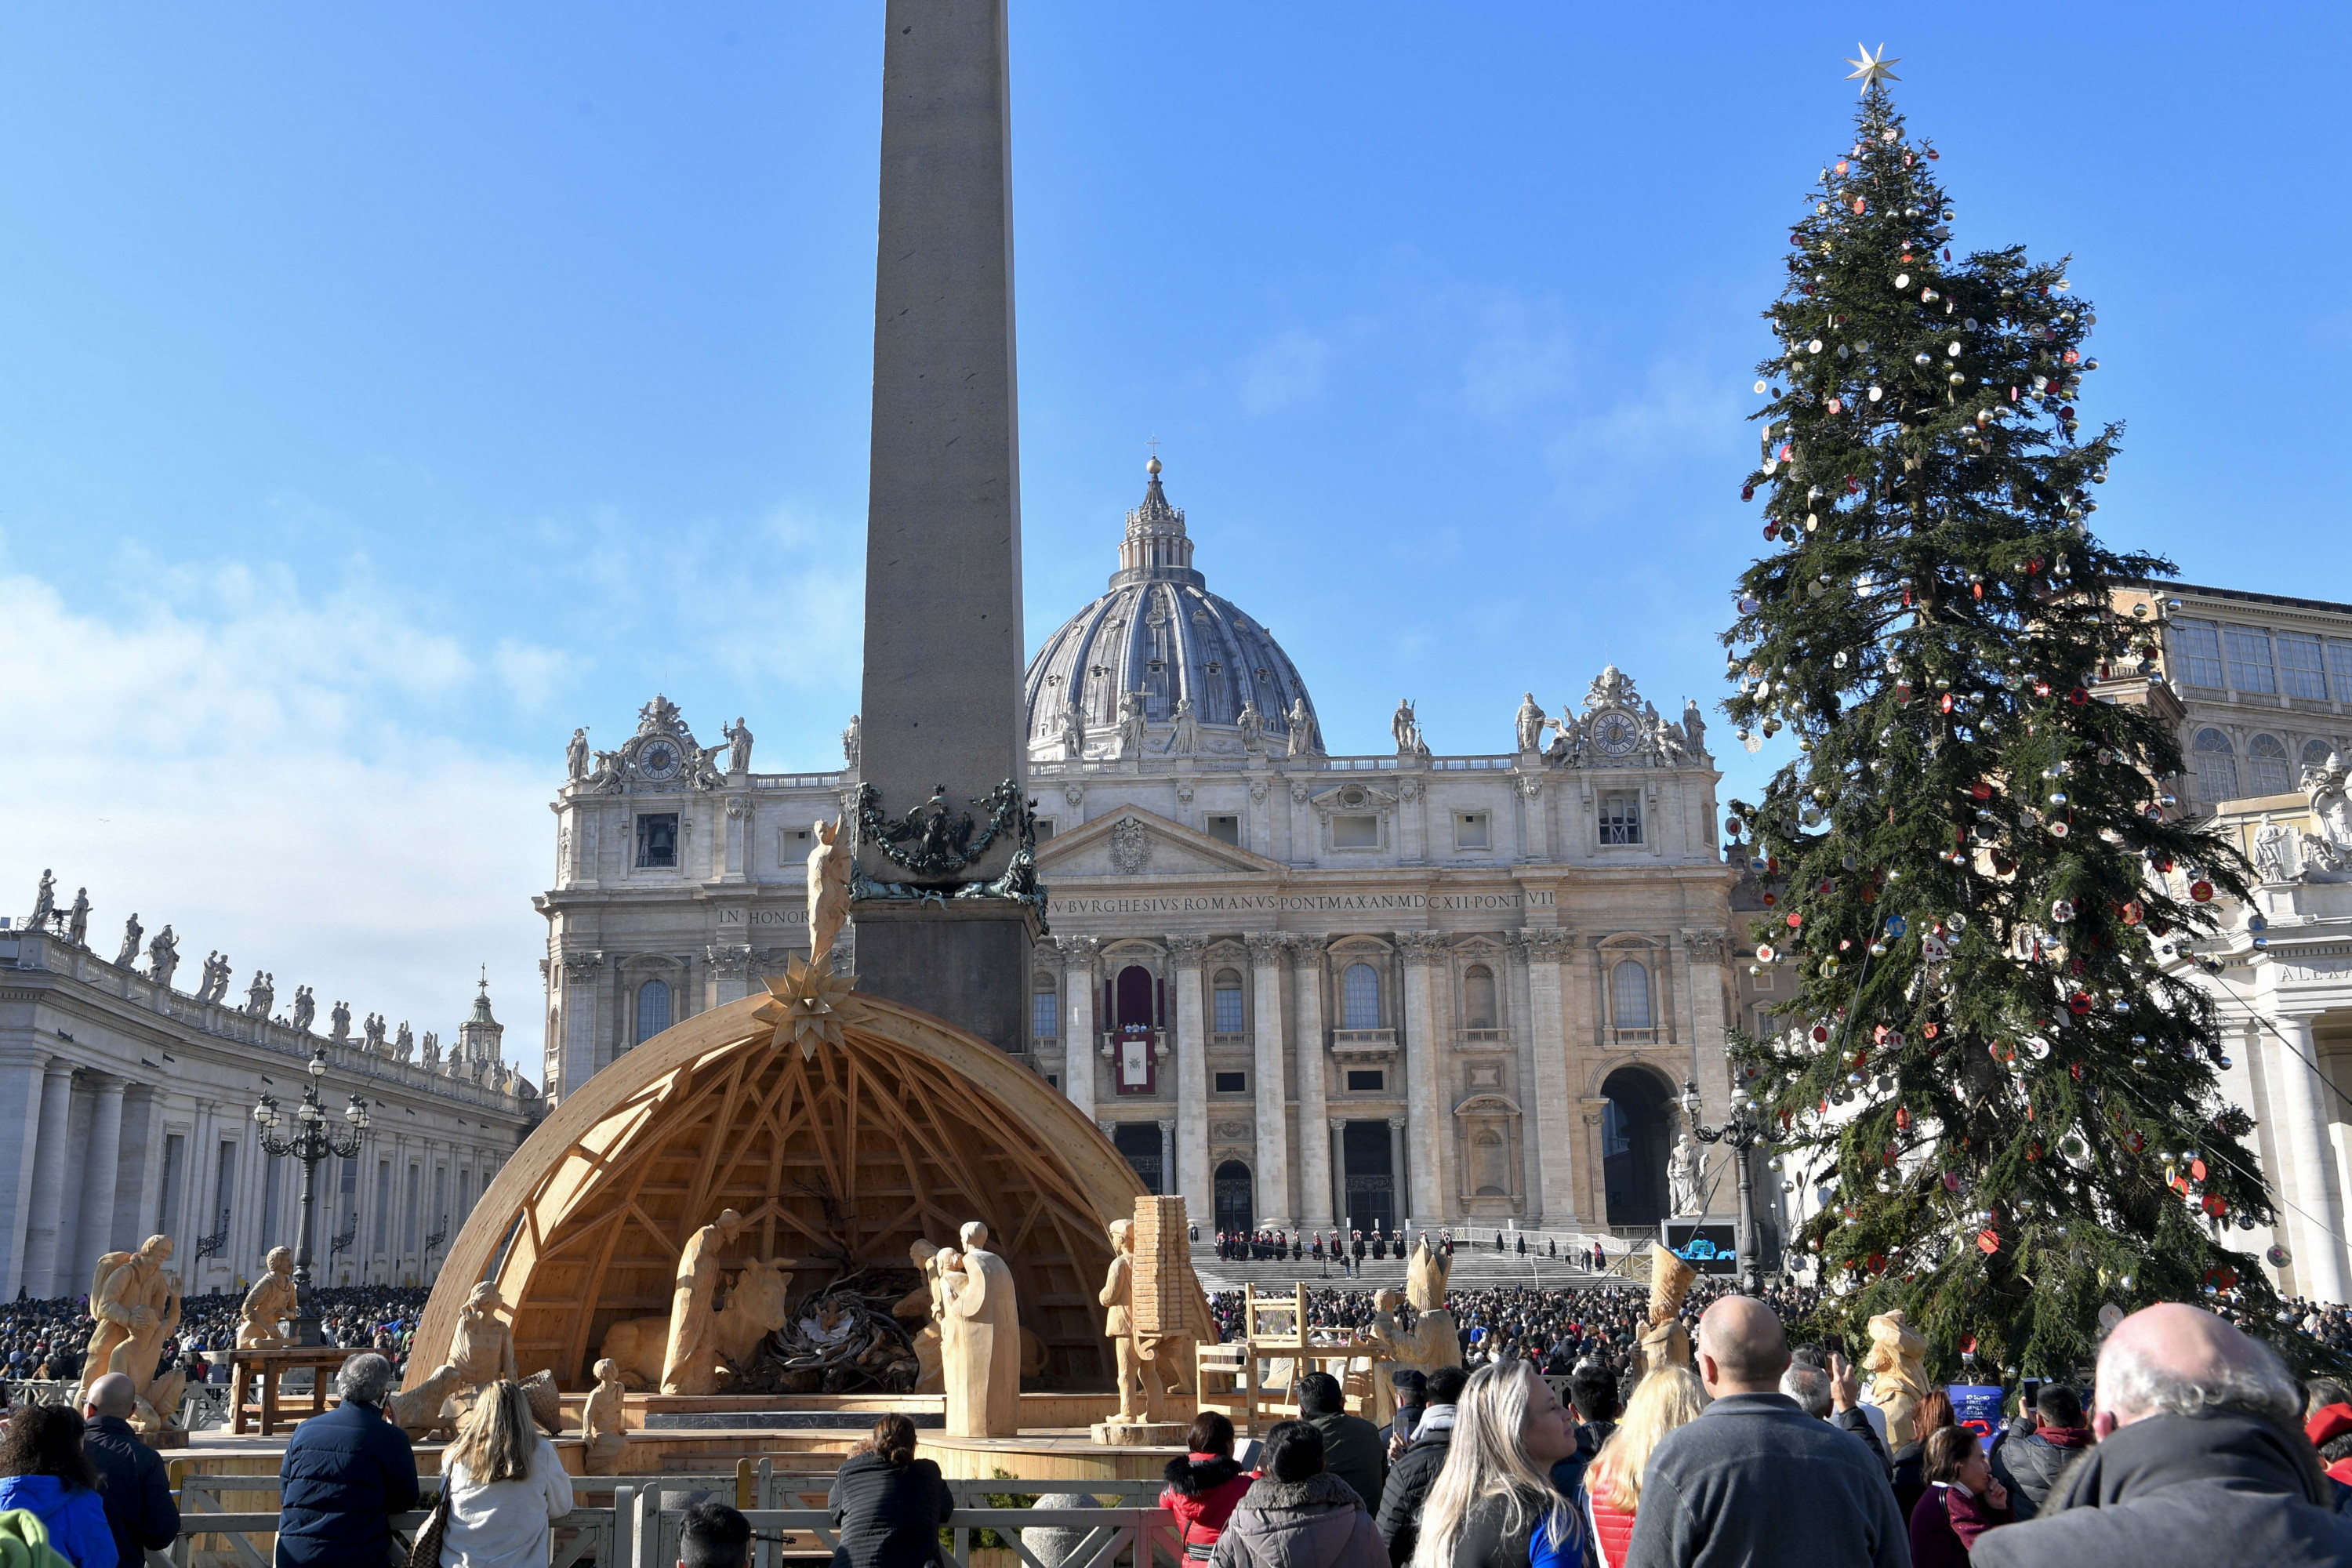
1214, 1160, 1254, 1236
1601, 1066, 1675, 1228
1340, 1120, 1395, 1233
1112, 1123, 1163, 1194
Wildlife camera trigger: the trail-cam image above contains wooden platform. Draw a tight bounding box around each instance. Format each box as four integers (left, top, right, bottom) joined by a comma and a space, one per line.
227, 1346, 350, 1436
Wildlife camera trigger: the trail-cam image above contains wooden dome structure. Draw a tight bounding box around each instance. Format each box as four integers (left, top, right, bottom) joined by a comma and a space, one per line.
407, 988, 1142, 1391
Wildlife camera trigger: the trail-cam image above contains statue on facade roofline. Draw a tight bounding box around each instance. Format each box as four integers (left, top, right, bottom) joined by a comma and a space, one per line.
114, 913, 143, 967
65, 887, 89, 946
841, 713, 862, 768
1058, 701, 1085, 760
565, 727, 590, 782
1236, 699, 1263, 754
1167, 697, 1198, 757
394, 1022, 414, 1061
1286, 697, 1319, 757
330, 1000, 351, 1041
146, 927, 179, 990
29, 869, 53, 930
726, 717, 754, 774
1515, 693, 1547, 754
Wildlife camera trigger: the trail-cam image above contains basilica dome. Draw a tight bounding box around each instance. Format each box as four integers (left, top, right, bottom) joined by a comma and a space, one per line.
1024, 459, 1320, 759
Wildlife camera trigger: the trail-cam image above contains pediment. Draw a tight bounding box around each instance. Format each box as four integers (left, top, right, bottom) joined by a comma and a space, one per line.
1307, 780, 1399, 816
1038, 807, 1288, 877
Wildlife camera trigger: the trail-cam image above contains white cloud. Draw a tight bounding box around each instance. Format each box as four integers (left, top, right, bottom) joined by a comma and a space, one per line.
1238, 329, 1330, 416
1541, 359, 1741, 512
1458, 303, 1574, 420
0, 557, 552, 1065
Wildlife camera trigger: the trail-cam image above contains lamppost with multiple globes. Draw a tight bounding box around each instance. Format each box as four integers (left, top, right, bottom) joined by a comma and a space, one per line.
252, 1049, 369, 1346
1681, 1077, 1770, 1295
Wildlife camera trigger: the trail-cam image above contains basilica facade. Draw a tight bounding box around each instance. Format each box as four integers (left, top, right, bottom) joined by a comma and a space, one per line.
539, 463, 1740, 1236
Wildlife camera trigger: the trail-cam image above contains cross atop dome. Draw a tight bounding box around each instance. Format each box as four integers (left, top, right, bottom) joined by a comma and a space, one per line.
1117, 454, 1198, 588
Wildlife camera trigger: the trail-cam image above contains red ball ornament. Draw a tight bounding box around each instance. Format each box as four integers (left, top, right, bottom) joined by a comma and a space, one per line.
1976, 1229, 2001, 1254
1971, 781, 1992, 800
2190, 1158, 2208, 1181
2068, 688, 2089, 705
2068, 991, 2093, 1015
2190, 880, 2215, 903
1787, 912, 1803, 928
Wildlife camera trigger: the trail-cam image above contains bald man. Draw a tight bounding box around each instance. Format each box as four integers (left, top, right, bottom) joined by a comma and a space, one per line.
1973, 1303, 2349, 1568
1624, 1297, 1907, 1568
82, 1369, 180, 1568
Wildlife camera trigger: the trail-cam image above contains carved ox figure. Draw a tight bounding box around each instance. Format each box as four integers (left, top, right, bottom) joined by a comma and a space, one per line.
386, 1363, 465, 1441
599, 1258, 794, 1391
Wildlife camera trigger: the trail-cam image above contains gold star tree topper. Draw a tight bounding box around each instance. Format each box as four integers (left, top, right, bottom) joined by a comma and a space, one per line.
754, 955, 860, 1059
1845, 43, 1900, 94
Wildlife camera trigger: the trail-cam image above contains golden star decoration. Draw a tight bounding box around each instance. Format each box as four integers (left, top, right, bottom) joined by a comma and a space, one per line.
1845, 43, 1900, 94
753, 956, 860, 1059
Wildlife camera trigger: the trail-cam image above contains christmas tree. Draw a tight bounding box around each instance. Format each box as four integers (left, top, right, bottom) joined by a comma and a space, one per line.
1721, 50, 2301, 1377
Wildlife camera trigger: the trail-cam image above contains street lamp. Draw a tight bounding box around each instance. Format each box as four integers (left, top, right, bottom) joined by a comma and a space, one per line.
251, 1049, 369, 1345
1682, 1077, 1769, 1295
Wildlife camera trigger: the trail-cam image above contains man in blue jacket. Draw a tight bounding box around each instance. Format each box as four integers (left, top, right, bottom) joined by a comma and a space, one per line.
275, 1352, 419, 1567
82, 1372, 180, 1568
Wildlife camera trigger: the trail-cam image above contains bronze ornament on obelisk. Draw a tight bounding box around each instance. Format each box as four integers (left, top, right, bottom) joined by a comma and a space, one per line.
846, 0, 1044, 1053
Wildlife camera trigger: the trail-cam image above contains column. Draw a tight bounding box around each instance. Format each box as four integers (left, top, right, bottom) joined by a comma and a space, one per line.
0, 1051, 48, 1301
1328, 1120, 1348, 1229
1517, 773, 1548, 861
1156, 1120, 1175, 1202
1515, 930, 1576, 1222
50, 1077, 92, 1295
1682, 929, 1732, 1124
1396, 932, 1448, 1221
561, 953, 601, 1099
1577, 1098, 1613, 1226
1387, 1116, 1408, 1229
21, 1062, 74, 1298
76, 1076, 126, 1265
112, 1086, 161, 1254
1056, 936, 1101, 1122
2273, 1014, 2351, 1305
1169, 936, 1211, 1220
1291, 938, 1334, 1226
1244, 933, 1293, 1226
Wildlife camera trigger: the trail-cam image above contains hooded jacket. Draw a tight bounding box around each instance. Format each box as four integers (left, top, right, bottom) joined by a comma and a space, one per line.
1376, 1410, 1455, 1566
1970, 1412, 2352, 1568
1164, 1454, 1254, 1558
1209, 1473, 1382, 1568
0, 1475, 118, 1568
1991, 1425, 2091, 1520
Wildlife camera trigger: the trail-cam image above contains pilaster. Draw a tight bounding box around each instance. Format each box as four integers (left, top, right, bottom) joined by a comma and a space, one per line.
1243, 933, 1293, 1226
1396, 931, 1450, 1220
1169, 935, 1211, 1221
1512, 928, 1576, 1221
1055, 936, 1102, 1121
21, 1060, 74, 1298
1290, 937, 1334, 1226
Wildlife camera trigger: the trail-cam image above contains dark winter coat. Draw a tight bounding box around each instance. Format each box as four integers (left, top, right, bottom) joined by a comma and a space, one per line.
827, 1452, 953, 1568
1303, 1412, 1387, 1526
274, 1396, 420, 1568
85, 1413, 179, 1568
1971, 1412, 2352, 1568
1890, 1442, 1928, 1526
1908, 1486, 2011, 1568
1621, 1392, 1908, 1568
1164, 1454, 1254, 1559
1835, 1406, 1895, 1477
1989, 1428, 2089, 1520
1209, 1473, 1383, 1568
1452, 1484, 1589, 1568
1375, 1417, 1454, 1566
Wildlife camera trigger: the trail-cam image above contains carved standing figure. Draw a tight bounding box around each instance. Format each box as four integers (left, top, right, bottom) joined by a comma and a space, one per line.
727, 717, 754, 774
582, 1358, 630, 1475
1680, 698, 1708, 760
450, 1280, 520, 1398
114, 914, 143, 967
661, 1208, 746, 1396
1167, 698, 1199, 757
807, 820, 854, 967
1668, 1133, 1706, 1217
29, 870, 53, 929
1098, 1218, 1164, 1422
1863, 1309, 1933, 1448
66, 888, 89, 946
2254, 814, 2296, 884
894, 1240, 949, 1395
364, 1013, 387, 1052
329, 1000, 351, 1041
1636, 1243, 1698, 1374
292, 985, 315, 1033
245, 971, 270, 1017
1116, 693, 1148, 759
394, 1022, 414, 1061
942, 1220, 1020, 1436
1059, 702, 1086, 760
1286, 698, 1319, 757
1392, 699, 1426, 757
1515, 693, 1547, 753
566, 728, 590, 782
1236, 700, 1264, 753
237, 1247, 299, 1349
114, 1269, 185, 1436
79, 1235, 173, 1407
146, 927, 180, 989
841, 714, 862, 768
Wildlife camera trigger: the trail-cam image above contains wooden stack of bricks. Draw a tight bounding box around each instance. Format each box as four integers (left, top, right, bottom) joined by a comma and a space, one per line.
1130, 1195, 1192, 1340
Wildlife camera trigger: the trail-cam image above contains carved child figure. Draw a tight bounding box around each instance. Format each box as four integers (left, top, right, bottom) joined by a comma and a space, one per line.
1637, 1243, 1698, 1374
1098, 1219, 1164, 1423
236, 1247, 299, 1349
582, 1358, 630, 1475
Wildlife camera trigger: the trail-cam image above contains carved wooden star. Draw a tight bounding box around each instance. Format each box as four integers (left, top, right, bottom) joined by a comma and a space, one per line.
753, 956, 859, 1059
1845, 43, 1900, 93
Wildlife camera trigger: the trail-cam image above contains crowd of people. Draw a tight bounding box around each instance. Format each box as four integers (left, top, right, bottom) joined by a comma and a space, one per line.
1213, 1228, 1616, 1274
0, 1283, 434, 1395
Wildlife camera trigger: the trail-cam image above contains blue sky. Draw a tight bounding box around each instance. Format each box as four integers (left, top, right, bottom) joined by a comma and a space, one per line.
2, 5, 2345, 1055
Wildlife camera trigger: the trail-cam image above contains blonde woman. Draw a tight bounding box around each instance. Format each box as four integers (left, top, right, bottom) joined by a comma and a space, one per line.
1411, 1359, 1590, 1568
434, 1380, 575, 1568
1582, 1367, 1704, 1568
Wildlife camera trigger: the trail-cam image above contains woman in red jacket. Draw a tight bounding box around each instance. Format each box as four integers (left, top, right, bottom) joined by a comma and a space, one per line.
1581, 1366, 1704, 1568
1908, 1425, 2013, 1568
1162, 1412, 1254, 1562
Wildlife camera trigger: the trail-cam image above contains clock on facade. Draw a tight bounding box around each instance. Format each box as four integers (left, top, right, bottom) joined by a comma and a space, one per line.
637, 740, 682, 782
1592, 711, 1640, 757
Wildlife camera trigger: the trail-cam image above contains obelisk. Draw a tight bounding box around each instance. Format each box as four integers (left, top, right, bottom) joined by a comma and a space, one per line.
850, 0, 1036, 1051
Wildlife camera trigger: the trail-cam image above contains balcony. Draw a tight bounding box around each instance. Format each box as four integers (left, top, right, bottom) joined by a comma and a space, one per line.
1459, 1027, 1510, 1049
1330, 1028, 1398, 1058
1609, 1026, 1661, 1047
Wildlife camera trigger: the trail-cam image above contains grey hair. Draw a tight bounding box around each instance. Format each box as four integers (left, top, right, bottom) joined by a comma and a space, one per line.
1779, 1363, 1833, 1419
334, 1352, 395, 1406
2099, 1334, 2302, 1427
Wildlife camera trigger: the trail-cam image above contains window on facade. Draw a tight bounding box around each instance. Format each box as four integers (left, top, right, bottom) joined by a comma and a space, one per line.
1205, 815, 1241, 847
1212, 970, 1246, 1034
2249, 734, 2292, 796
634, 979, 672, 1044
2278, 633, 2328, 700
1600, 794, 1642, 845
212, 1140, 238, 1240
1346, 1069, 1385, 1091
1214, 1070, 1247, 1093
404, 1162, 422, 1254
2331, 641, 2352, 703
1031, 975, 1058, 1040
2307, 739, 2336, 768
2172, 619, 2226, 688
2192, 728, 2238, 804
1463, 964, 1497, 1029
2223, 626, 2277, 694
636, 812, 680, 868
1454, 813, 1490, 850
1332, 815, 1379, 848
1341, 963, 1381, 1029
1611, 959, 1653, 1029
1033, 818, 1054, 841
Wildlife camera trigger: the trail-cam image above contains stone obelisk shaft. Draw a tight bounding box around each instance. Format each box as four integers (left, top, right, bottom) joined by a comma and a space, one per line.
851, 0, 1033, 1050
